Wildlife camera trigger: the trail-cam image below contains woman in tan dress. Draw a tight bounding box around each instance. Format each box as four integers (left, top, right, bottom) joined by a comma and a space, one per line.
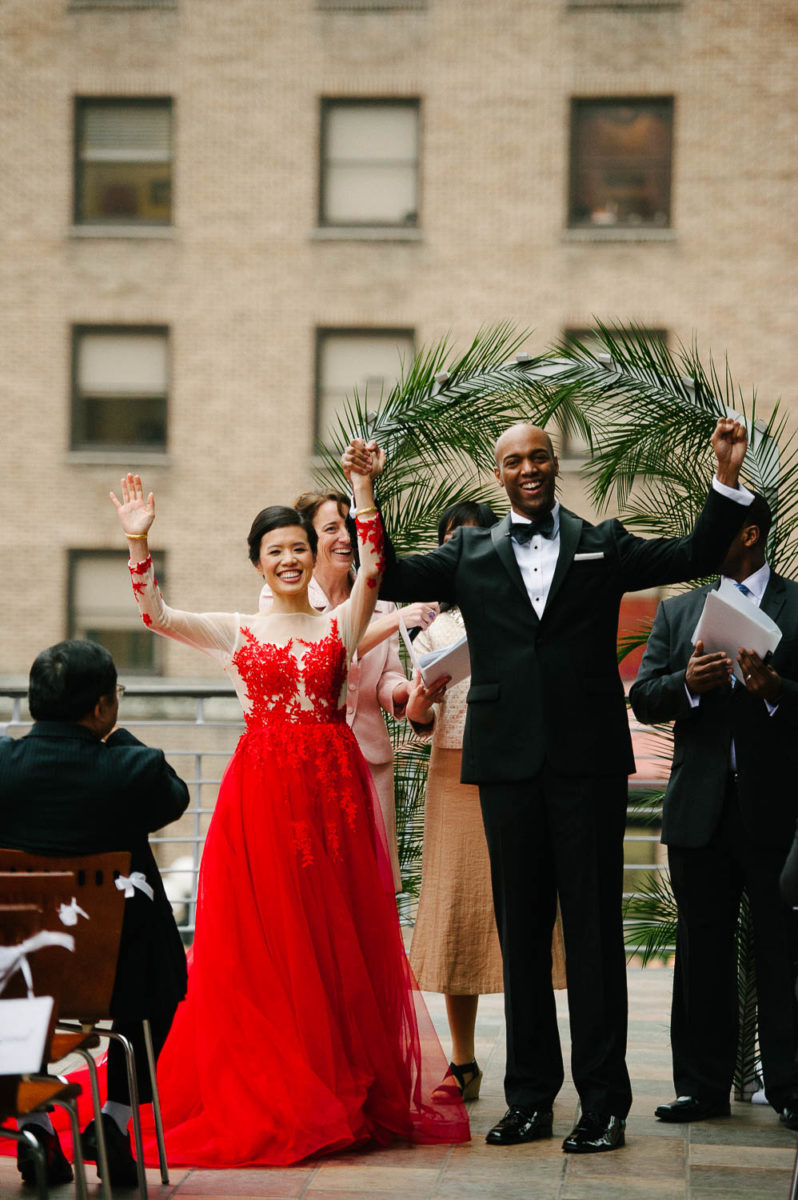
407, 501, 566, 1101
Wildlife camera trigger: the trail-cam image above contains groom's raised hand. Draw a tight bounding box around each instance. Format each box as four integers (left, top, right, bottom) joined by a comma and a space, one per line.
710, 417, 748, 488
342, 438, 386, 482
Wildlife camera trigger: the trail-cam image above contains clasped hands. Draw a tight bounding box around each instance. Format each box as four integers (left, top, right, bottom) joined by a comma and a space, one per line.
686, 639, 782, 704
342, 438, 384, 481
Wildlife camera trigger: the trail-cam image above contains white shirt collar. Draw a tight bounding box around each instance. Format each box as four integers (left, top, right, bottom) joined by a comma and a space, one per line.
510, 500, 560, 536
721, 561, 770, 603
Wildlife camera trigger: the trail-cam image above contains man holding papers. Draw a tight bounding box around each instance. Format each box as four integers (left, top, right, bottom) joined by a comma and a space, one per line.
345, 416, 750, 1154
630, 495, 798, 1130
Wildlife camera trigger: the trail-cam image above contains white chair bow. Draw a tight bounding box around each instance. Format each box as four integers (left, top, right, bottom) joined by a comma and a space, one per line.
0, 931, 75, 997
115, 871, 154, 901
58, 897, 90, 927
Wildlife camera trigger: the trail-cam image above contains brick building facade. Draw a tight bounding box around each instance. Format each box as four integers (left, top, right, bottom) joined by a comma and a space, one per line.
1, 0, 796, 680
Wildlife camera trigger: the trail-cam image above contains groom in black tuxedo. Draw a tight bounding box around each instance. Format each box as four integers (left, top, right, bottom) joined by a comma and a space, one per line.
629, 495, 798, 1129
347, 417, 750, 1153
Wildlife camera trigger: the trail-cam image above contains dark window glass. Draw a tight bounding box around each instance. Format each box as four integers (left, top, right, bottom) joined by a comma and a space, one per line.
569, 99, 673, 228
69, 551, 165, 674
75, 99, 172, 224
71, 327, 168, 452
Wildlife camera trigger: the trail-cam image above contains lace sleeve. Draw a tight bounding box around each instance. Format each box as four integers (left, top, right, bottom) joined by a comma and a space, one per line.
129, 555, 239, 661
345, 512, 384, 649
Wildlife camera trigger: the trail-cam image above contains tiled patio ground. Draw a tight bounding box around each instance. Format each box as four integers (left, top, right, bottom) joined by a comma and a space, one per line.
2, 968, 795, 1199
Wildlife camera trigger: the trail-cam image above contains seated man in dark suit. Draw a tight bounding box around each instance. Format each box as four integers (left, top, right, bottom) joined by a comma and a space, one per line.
0, 640, 189, 1186
630, 496, 798, 1130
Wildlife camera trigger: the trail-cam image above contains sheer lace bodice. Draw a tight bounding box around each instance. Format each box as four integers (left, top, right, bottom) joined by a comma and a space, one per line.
128, 556, 362, 727
232, 623, 348, 729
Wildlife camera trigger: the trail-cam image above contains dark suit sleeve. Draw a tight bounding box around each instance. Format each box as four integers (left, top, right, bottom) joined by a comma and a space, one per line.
629, 601, 695, 725
104, 728, 190, 833
780, 821, 798, 907
379, 522, 461, 605
615, 487, 747, 594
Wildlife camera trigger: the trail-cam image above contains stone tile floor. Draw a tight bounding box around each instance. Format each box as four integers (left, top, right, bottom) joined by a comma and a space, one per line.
1, 968, 795, 1199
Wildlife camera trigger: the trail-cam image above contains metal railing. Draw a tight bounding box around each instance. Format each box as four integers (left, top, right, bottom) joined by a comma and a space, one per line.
0, 685, 671, 941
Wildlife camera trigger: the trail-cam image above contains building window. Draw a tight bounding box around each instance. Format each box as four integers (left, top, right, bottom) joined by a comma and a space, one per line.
559, 327, 667, 457
68, 551, 164, 674
569, 99, 673, 229
315, 329, 415, 449
317, 2, 426, 8
319, 100, 419, 227
74, 99, 172, 225
71, 326, 168, 452
69, 1, 176, 8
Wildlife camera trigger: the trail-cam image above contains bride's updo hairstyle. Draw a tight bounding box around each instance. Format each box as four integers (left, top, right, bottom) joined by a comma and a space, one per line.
247, 506, 318, 565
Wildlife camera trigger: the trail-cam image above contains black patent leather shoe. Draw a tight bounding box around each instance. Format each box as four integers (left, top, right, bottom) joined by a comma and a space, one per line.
485, 1105, 553, 1145
779, 1107, 798, 1131
81, 1114, 138, 1187
655, 1095, 731, 1123
562, 1111, 625, 1153
17, 1126, 73, 1186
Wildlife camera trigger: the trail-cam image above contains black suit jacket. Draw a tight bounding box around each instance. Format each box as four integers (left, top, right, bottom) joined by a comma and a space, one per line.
380, 488, 746, 784
629, 573, 798, 850
0, 722, 189, 1018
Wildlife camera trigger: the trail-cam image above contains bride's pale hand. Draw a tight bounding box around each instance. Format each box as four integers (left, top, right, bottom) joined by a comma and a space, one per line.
342, 439, 386, 480
110, 473, 155, 536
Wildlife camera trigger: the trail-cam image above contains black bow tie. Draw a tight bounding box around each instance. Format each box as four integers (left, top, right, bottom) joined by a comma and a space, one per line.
510, 514, 555, 544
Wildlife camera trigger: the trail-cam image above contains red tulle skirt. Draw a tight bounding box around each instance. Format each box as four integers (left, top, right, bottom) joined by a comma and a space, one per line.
141, 721, 469, 1166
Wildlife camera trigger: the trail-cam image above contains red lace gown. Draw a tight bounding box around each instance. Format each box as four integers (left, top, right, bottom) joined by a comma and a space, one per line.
128, 555, 470, 1166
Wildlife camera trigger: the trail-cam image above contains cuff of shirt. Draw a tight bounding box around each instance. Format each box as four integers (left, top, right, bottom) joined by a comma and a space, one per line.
711, 475, 754, 505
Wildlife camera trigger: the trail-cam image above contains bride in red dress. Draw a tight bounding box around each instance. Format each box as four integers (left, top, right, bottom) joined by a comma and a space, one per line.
109, 450, 469, 1167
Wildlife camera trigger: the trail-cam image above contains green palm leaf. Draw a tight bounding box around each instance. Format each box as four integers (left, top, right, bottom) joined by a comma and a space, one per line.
623, 870, 678, 965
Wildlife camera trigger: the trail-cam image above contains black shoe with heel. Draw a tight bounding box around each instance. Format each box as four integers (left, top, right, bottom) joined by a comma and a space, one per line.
432, 1058, 483, 1102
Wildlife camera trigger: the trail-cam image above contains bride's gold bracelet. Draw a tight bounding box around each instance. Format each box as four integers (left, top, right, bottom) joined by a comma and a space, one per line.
126, 532, 149, 540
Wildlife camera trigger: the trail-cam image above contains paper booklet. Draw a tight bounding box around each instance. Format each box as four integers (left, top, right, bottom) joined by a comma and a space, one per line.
398, 611, 471, 687
691, 578, 782, 684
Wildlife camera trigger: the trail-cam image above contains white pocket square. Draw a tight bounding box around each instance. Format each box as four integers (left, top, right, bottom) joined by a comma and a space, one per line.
574, 552, 605, 561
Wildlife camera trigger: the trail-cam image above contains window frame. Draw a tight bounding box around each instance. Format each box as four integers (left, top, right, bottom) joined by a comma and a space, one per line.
70, 323, 170, 455
318, 97, 421, 229
314, 326, 416, 450
568, 96, 674, 231
73, 96, 174, 227
67, 548, 165, 676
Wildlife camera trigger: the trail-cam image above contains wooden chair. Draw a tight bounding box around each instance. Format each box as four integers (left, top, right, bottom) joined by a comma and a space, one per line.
0, 1075, 87, 1200
0, 903, 88, 1200
0, 851, 157, 1198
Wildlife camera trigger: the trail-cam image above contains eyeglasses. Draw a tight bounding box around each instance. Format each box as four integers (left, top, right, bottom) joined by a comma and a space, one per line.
115, 684, 126, 698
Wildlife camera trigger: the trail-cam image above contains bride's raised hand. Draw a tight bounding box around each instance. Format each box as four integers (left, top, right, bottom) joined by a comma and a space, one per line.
110, 473, 155, 538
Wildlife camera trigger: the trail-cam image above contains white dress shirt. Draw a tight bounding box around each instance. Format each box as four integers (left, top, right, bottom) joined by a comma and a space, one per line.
509, 475, 752, 619
508, 502, 561, 619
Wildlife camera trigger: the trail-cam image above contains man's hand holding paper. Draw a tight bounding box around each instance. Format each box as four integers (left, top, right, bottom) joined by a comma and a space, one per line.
691, 577, 782, 685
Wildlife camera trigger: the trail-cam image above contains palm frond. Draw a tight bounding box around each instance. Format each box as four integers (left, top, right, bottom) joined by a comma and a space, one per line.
623, 870, 678, 965
734, 891, 760, 1099
388, 714, 431, 914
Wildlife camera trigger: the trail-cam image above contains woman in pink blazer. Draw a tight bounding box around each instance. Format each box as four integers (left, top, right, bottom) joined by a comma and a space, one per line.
260, 490, 436, 889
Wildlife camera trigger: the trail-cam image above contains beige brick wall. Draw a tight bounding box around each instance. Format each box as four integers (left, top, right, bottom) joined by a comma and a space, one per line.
1, 0, 796, 679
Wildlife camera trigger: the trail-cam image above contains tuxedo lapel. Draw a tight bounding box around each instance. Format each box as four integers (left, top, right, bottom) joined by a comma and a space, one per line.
761, 572, 786, 628
490, 514, 538, 611
544, 508, 583, 613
